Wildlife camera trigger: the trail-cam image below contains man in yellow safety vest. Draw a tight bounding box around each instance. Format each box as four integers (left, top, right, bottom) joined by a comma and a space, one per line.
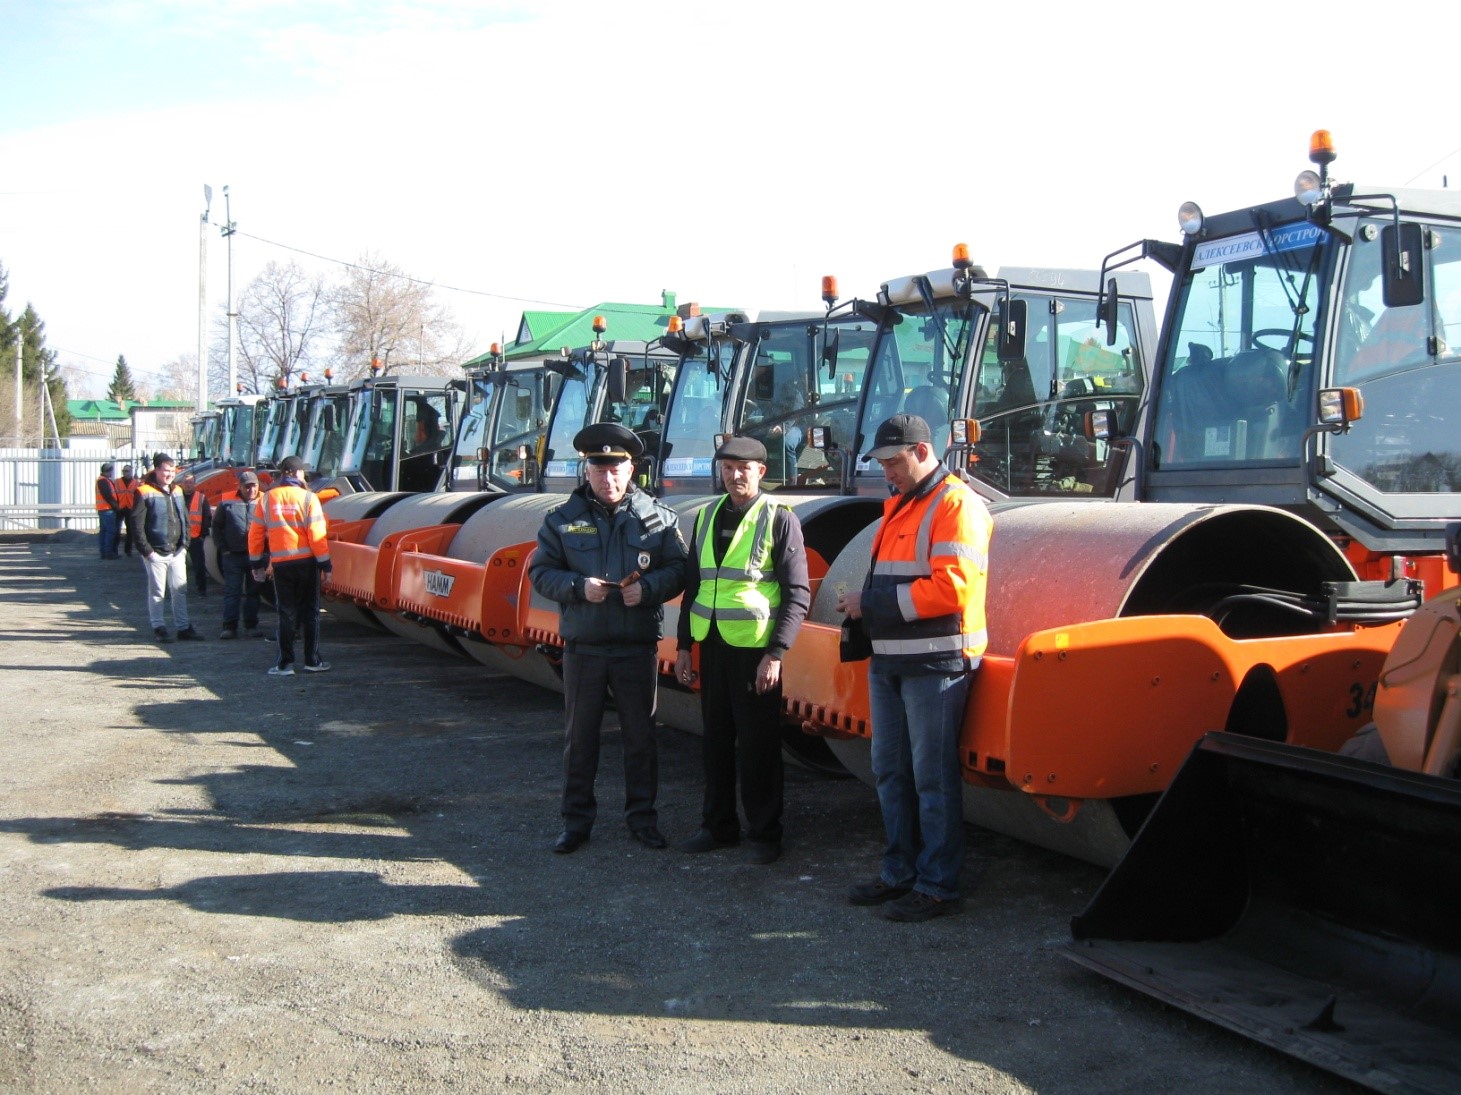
674, 435, 810, 865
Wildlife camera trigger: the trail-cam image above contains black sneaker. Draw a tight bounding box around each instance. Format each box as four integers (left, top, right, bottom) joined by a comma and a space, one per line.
874, 890, 964, 922
175, 627, 204, 641
219, 628, 238, 640
153, 627, 172, 643
847, 878, 914, 906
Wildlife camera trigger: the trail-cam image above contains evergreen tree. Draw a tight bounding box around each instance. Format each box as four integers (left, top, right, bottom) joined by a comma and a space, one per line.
108, 354, 138, 403
17, 304, 72, 442
0, 262, 13, 376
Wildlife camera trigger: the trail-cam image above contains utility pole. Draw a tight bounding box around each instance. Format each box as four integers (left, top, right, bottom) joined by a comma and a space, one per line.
11, 330, 19, 446
222, 185, 238, 397
198, 185, 212, 414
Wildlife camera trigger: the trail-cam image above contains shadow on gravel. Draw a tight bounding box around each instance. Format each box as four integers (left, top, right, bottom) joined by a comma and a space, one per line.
7, 537, 1231, 1090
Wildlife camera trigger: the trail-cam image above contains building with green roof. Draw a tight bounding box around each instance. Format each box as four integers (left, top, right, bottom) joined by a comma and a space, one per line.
462, 291, 737, 368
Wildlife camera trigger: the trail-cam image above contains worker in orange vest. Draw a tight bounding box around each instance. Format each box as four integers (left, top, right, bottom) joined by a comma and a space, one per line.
249, 454, 331, 676
115, 463, 139, 557
181, 475, 212, 598
837, 413, 992, 923
95, 461, 122, 559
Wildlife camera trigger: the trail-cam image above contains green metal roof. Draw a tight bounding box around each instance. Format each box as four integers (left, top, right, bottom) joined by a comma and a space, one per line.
67, 399, 198, 422
462, 294, 739, 369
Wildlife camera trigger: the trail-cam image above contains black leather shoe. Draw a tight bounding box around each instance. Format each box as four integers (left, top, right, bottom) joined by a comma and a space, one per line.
679, 828, 739, 853
553, 830, 589, 854
747, 840, 781, 865
630, 825, 667, 849
847, 878, 914, 906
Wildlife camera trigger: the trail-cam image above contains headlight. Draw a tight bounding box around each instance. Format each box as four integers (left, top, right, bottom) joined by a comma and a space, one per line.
1294, 170, 1323, 207
1178, 201, 1204, 236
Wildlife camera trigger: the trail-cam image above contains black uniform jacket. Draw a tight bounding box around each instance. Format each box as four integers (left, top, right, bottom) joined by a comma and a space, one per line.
529, 483, 688, 655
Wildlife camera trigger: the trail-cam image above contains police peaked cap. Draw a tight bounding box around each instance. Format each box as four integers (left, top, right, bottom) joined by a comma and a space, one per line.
574, 422, 643, 461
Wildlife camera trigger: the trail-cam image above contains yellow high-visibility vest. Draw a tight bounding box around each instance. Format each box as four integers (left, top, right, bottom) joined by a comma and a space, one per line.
688, 494, 781, 648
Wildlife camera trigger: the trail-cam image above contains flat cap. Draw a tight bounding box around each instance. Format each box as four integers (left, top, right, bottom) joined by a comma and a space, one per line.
237, 470, 260, 487
574, 422, 643, 462
714, 435, 767, 463
863, 413, 933, 460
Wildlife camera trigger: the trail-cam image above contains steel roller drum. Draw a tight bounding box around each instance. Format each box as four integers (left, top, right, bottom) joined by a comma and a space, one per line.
443, 493, 575, 692
657, 493, 883, 766
320, 492, 416, 631
821, 501, 1359, 866
363, 492, 503, 656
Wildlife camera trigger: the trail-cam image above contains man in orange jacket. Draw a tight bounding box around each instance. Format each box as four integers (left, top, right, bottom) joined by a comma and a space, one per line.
95, 462, 122, 559
249, 454, 331, 676
836, 414, 991, 922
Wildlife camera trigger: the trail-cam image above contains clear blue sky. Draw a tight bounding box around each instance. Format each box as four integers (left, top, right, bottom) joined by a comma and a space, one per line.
3, 1, 1458, 399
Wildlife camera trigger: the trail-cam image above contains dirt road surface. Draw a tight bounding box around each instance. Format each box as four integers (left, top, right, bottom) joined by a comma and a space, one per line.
0, 533, 1354, 1093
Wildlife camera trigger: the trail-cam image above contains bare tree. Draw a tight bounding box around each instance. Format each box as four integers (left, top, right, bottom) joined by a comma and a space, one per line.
328, 251, 468, 379
213, 261, 328, 395
155, 353, 198, 404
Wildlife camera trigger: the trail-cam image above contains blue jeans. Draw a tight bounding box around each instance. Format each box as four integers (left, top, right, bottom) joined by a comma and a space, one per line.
98, 510, 119, 558
868, 665, 969, 900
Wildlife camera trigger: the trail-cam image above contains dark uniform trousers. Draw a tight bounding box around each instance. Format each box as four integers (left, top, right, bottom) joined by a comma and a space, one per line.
272, 558, 322, 668
699, 632, 784, 844
561, 645, 659, 835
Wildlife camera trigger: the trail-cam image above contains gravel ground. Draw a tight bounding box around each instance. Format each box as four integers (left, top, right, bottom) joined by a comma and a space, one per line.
0, 532, 1358, 1094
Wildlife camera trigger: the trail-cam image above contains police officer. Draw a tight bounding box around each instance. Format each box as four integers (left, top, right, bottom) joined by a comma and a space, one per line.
674, 435, 809, 864
529, 423, 688, 854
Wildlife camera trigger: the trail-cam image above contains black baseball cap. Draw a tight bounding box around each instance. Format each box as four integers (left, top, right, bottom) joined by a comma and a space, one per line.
279, 455, 308, 475
863, 414, 933, 460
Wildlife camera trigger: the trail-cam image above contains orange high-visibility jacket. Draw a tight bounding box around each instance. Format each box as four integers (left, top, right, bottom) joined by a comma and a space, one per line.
187, 490, 210, 538
115, 477, 136, 511
862, 466, 991, 672
248, 482, 330, 567
95, 476, 119, 512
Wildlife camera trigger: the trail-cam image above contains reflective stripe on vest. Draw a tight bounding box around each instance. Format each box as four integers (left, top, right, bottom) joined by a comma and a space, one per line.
867, 470, 989, 667
688, 494, 781, 647
188, 491, 204, 537
258, 484, 328, 564
95, 478, 113, 512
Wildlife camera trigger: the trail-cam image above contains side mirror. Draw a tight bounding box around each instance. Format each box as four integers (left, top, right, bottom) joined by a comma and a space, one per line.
607, 357, 628, 404
822, 328, 841, 378
997, 299, 1028, 363
1100, 278, 1121, 346
1382, 223, 1426, 308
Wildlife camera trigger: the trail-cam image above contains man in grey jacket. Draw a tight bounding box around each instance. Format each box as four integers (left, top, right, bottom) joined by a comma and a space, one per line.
529, 423, 687, 854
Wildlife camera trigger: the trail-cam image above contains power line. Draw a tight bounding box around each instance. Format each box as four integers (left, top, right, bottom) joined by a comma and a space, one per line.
1405, 144, 1461, 186
236, 230, 586, 309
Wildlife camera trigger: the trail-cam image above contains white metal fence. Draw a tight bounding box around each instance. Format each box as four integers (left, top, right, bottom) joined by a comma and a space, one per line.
0, 447, 155, 531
